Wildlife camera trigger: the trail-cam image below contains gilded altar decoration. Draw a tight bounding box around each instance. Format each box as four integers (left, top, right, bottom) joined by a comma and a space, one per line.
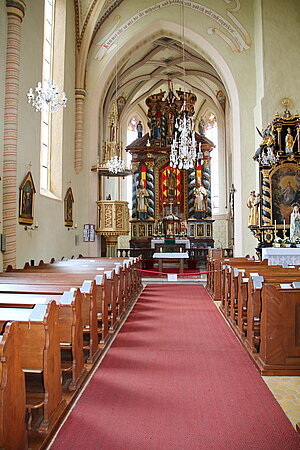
125, 88, 215, 250
19, 171, 36, 225
250, 105, 300, 251
64, 187, 74, 227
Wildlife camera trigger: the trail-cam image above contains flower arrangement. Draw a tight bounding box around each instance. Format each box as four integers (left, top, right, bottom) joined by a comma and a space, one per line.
294, 237, 300, 247
283, 236, 291, 247
273, 236, 282, 247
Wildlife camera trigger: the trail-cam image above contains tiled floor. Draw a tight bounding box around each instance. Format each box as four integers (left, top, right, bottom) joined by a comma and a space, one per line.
263, 376, 300, 429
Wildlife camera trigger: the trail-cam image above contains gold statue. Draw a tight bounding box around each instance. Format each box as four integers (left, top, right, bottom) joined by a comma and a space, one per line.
247, 191, 260, 226
285, 127, 294, 154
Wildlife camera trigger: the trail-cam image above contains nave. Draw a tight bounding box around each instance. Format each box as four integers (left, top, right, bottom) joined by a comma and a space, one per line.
50, 285, 300, 449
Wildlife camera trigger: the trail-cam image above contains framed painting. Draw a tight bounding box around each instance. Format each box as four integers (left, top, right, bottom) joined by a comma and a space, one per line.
64, 187, 74, 227
19, 172, 36, 225
271, 164, 300, 226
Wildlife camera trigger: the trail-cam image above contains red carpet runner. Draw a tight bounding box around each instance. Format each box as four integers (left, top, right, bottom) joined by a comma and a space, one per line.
51, 285, 300, 449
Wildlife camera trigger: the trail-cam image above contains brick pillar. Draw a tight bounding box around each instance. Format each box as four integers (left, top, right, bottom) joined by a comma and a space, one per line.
3, 0, 26, 269
75, 89, 86, 174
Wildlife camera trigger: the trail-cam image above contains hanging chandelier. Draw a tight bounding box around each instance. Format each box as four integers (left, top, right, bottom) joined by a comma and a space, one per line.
27, 80, 67, 113
170, 102, 201, 169
258, 146, 279, 166
106, 155, 125, 174
170, 3, 199, 170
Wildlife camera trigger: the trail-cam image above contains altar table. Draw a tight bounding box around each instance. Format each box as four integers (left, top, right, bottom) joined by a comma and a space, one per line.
261, 247, 300, 266
151, 239, 190, 249
153, 252, 189, 273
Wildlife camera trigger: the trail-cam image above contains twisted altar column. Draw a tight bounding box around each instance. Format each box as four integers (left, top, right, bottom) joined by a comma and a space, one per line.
74, 89, 86, 174
3, 0, 26, 269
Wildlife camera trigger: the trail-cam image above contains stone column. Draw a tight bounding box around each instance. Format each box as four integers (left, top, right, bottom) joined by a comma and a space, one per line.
3, 0, 26, 269
74, 89, 86, 174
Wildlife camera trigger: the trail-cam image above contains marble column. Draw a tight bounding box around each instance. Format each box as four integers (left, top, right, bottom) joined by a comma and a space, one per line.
3, 0, 26, 269
74, 89, 86, 174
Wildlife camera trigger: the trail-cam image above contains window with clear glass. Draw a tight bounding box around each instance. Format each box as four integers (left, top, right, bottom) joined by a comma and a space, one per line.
205, 113, 219, 211
40, 0, 55, 191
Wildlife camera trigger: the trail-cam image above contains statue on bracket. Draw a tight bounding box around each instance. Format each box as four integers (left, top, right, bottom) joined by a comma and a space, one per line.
19, 171, 36, 225
136, 180, 149, 220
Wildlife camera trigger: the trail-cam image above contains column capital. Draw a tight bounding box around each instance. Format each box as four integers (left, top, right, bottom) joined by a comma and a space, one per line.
6, 0, 26, 21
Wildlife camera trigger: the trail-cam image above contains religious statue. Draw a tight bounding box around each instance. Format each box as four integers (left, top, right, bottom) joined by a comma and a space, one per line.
194, 184, 207, 212
285, 127, 294, 154
157, 220, 163, 235
290, 204, 300, 242
137, 121, 143, 138
137, 181, 149, 220
166, 170, 177, 196
180, 220, 187, 235
247, 191, 260, 226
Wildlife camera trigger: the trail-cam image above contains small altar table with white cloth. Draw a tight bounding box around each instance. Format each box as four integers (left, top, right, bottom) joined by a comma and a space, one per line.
153, 252, 189, 273
261, 247, 300, 266
150, 239, 190, 249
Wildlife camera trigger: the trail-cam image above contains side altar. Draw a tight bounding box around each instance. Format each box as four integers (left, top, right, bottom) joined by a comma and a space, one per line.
126, 89, 215, 260
248, 102, 300, 253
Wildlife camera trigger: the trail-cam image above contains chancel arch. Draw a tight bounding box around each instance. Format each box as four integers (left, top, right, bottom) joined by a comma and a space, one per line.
86, 14, 243, 254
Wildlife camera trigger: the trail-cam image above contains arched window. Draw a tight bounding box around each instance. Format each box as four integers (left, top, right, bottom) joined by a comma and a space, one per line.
127, 117, 138, 144
205, 113, 219, 212
40, 0, 66, 198
40, 0, 55, 192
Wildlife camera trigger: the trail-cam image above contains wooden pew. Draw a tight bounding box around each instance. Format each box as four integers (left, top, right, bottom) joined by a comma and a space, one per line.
0, 272, 100, 364
0, 321, 27, 450
221, 259, 268, 317
0, 290, 85, 392
206, 256, 255, 301
245, 271, 300, 355
0, 301, 64, 432
256, 283, 300, 375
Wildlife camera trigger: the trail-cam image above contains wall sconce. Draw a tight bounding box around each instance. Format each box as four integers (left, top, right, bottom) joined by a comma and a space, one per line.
67, 223, 78, 231
24, 221, 39, 231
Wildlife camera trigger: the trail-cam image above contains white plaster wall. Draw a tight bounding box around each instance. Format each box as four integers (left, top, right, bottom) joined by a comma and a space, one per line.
12, 1, 90, 266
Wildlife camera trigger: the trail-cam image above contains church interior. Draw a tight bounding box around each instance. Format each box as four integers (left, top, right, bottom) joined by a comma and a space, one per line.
1, 0, 300, 448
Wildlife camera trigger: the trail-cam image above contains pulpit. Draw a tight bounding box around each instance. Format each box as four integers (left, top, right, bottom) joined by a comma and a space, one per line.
96, 201, 129, 256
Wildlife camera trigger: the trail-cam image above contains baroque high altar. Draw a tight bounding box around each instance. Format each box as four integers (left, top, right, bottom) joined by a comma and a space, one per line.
126, 89, 215, 252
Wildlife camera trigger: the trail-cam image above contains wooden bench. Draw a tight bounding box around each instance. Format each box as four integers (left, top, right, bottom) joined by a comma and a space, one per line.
0, 321, 27, 450
257, 282, 300, 374
0, 301, 65, 432
0, 290, 86, 392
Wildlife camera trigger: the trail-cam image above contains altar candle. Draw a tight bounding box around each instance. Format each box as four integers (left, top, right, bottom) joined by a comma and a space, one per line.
274, 220, 276, 231
160, 247, 162, 253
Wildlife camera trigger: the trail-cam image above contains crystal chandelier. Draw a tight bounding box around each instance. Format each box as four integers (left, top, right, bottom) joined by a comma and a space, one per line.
170, 3, 199, 170
27, 80, 67, 113
170, 104, 200, 169
106, 155, 125, 174
258, 146, 279, 165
